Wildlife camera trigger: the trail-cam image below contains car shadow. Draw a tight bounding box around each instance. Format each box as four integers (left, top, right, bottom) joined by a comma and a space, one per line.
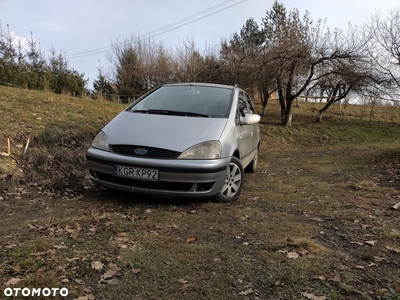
84, 186, 213, 208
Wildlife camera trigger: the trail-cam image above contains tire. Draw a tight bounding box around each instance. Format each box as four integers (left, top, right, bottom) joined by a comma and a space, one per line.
214, 156, 244, 203
245, 147, 258, 173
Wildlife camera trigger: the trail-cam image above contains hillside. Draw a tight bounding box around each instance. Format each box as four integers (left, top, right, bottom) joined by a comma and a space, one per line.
0, 86, 126, 191
0, 85, 399, 299
1, 85, 399, 187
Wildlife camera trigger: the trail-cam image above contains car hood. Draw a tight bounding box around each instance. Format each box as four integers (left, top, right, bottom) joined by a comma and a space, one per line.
102, 111, 228, 152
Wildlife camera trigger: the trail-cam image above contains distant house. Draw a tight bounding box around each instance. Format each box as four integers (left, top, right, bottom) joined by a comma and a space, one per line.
109, 82, 119, 94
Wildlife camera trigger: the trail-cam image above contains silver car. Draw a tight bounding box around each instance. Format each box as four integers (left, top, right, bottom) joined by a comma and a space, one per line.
86, 83, 260, 202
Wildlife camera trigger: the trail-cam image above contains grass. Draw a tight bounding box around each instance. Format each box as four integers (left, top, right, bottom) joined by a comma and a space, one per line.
0, 85, 400, 299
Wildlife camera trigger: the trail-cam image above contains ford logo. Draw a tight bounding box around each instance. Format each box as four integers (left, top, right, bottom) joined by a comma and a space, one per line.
134, 148, 148, 156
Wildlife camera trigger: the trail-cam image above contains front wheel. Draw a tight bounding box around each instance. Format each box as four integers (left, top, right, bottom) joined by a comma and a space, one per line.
214, 157, 244, 203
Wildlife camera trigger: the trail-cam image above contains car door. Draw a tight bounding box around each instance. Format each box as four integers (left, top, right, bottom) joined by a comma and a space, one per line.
244, 92, 259, 152
235, 90, 253, 166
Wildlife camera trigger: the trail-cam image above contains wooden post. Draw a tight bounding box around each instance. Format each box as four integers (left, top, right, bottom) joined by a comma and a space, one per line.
24, 138, 30, 155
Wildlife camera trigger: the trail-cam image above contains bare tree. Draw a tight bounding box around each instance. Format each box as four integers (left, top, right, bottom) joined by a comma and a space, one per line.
152, 44, 175, 86
108, 38, 144, 100
219, 37, 247, 85
220, 18, 277, 114
260, 1, 376, 125
173, 39, 203, 82
368, 7, 400, 103
107, 35, 174, 100
262, 3, 318, 126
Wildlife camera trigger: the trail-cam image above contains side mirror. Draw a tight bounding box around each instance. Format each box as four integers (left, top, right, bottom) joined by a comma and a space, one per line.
240, 114, 260, 125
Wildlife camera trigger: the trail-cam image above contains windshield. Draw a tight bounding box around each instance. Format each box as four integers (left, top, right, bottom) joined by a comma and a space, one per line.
128, 85, 233, 118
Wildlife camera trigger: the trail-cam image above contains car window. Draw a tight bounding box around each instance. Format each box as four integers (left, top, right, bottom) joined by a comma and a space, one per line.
238, 92, 249, 116
128, 85, 233, 118
245, 93, 255, 114
236, 91, 250, 123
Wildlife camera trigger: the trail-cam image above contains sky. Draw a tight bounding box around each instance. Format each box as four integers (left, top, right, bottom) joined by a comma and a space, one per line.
1, 0, 399, 90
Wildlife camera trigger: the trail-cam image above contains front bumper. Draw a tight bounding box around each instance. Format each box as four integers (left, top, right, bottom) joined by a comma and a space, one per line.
86, 148, 229, 198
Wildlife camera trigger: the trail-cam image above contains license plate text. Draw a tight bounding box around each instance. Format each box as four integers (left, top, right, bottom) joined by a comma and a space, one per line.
114, 165, 158, 181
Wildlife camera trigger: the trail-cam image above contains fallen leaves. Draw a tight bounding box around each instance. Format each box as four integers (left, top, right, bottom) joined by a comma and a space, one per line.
287, 252, 300, 259
58, 275, 69, 283
386, 245, 400, 253
313, 276, 326, 281
277, 248, 311, 260
239, 288, 254, 296
131, 268, 141, 274
390, 228, 400, 237
365, 240, 378, 246
27, 220, 83, 239
91, 261, 104, 270
301, 292, 326, 300
328, 273, 341, 283
178, 278, 189, 284
76, 295, 95, 300
0, 162, 398, 300
4, 277, 22, 286
350, 240, 380, 247
64, 222, 82, 239
74, 279, 85, 285
98, 263, 122, 285
186, 235, 197, 243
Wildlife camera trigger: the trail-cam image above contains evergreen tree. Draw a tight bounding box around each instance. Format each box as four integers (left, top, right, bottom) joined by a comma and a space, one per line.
93, 67, 113, 99
0, 24, 18, 84
26, 32, 49, 90
115, 47, 146, 101
48, 47, 87, 96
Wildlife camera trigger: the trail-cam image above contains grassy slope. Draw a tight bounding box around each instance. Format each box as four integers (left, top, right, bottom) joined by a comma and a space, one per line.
0, 85, 399, 300
0, 86, 126, 190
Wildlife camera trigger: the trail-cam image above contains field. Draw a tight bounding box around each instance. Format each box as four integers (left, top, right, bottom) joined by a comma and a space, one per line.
0, 86, 399, 300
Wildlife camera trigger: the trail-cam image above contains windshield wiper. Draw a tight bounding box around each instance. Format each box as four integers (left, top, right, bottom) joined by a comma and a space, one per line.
133, 109, 209, 117
174, 111, 210, 118
132, 109, 150, 113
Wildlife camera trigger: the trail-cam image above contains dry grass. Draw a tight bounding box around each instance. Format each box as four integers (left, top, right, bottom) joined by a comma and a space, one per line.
0, 85, 400, 299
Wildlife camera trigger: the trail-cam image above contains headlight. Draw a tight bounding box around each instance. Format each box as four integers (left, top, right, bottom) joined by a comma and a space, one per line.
178, 141, 221, 159
91, 131, 109, 151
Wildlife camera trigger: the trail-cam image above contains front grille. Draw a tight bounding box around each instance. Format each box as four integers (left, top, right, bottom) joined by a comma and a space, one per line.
110, 145, 181, 159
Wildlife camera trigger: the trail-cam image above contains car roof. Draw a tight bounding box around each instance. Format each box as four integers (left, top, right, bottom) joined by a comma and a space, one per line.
163, 82, 236, 90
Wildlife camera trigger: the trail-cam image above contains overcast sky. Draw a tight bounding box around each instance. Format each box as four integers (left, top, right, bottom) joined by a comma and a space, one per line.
1, 0, 399, 89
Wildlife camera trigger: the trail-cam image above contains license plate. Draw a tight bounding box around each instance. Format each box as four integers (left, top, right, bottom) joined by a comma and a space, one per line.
114, 165, 158, 181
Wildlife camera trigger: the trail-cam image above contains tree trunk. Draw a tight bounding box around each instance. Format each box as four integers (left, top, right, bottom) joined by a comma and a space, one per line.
281, 100, 293, 126
277, 78, 286, 122
369, 102, 375, 121
283, 112, 293, 126
316, 99, 334, 122
316, 84, 353, 122
316, 110, 324, 122
260, 90, 270, 115
261, 105, 267, 115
